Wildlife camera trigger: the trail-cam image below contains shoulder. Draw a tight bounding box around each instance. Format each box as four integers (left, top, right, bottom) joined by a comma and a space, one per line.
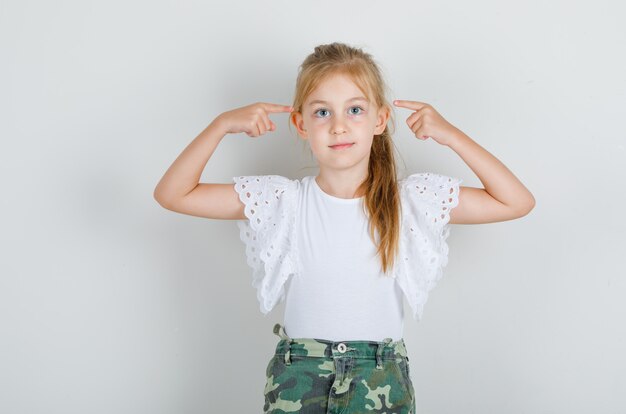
233, 174, 300, 192
399, 172, 463, 210
231, 174, 301, 231
398, 171, 463, 228
233, 175, 301, 205
399, 171, 463, 193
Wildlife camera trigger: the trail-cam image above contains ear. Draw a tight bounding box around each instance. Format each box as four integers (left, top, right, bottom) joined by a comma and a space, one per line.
291, 111, 308, 140
374, 105, 390, 135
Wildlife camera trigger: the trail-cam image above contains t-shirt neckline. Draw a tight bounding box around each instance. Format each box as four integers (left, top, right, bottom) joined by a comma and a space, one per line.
311, 176, 365, 204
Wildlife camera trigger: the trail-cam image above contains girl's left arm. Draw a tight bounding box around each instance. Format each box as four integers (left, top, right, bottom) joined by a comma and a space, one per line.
393, 99, 535, 225
446, 129, 536, 224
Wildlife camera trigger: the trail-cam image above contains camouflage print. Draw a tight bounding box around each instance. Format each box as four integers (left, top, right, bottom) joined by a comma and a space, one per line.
263, 323, 416, 414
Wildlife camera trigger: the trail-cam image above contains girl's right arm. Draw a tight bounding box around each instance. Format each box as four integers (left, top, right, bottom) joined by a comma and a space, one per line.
153, 102, 293, 220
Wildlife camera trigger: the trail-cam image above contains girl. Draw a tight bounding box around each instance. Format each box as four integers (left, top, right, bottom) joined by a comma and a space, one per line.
154, 42, 535, 414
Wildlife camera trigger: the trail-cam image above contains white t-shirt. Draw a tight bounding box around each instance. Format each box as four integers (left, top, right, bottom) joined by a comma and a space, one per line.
233, 172, 462, 341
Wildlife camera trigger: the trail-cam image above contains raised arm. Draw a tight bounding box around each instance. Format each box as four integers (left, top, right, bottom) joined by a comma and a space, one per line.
153, 117, 242, 219
393, 99, 535, 225
447, 130, 536, 225
153, 102, 293, 220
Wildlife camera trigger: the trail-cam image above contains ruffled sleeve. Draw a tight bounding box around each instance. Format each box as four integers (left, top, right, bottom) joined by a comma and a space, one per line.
394, 172, 463, 321
232, 175, 300, 316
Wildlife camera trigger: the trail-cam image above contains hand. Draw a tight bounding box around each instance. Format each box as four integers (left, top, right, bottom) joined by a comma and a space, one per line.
216, 102, 293, 137
393, 100, 460, 147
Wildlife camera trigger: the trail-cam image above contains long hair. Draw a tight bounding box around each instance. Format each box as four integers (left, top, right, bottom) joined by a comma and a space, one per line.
289, 42, 401, 275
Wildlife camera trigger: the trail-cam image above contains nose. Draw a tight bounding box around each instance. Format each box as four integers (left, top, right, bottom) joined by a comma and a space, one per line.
331, 117, 346, 135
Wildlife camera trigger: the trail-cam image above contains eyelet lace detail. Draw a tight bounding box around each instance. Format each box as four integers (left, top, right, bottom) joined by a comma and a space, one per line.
394, 172, 463, 321
233, 175, 300, 315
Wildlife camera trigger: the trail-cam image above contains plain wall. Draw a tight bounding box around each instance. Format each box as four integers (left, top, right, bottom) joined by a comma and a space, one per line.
1, 0, 625, 413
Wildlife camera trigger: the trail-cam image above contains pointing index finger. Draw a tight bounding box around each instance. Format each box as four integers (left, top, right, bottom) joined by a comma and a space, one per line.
393, 100, 428, 111
261, 102, 294, 113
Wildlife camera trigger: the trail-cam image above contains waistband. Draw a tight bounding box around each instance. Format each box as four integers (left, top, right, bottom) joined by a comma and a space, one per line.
272, 323, 408, 369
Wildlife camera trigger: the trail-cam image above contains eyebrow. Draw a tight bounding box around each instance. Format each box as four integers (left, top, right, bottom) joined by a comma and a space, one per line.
308, 96, 368, 106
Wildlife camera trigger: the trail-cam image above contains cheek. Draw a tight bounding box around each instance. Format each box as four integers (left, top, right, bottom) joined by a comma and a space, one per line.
307, 138, 325, 153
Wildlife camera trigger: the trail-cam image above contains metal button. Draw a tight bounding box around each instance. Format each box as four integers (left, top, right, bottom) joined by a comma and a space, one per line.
337, 343, 347, 353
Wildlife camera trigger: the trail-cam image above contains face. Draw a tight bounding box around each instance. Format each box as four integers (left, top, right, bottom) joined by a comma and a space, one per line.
291, 73, 389, 172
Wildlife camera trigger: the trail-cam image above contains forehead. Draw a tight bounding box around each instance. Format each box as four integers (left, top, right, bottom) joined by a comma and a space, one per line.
306, 73, 372, 103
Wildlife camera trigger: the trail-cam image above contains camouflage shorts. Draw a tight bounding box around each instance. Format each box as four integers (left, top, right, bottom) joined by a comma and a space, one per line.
263, 323, 416, 414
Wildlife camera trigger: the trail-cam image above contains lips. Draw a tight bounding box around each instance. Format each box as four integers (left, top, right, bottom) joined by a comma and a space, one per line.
329, 143, 354, 149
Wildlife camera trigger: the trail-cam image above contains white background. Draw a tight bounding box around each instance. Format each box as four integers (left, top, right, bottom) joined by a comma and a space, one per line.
1, 0, 625, 413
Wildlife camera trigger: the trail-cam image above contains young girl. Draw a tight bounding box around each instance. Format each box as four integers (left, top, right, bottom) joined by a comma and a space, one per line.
154, 42, 535, 414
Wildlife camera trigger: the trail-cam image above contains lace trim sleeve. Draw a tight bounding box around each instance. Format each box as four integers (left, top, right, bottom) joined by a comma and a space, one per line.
232, 175, 300, 315
394, 172, 463, 321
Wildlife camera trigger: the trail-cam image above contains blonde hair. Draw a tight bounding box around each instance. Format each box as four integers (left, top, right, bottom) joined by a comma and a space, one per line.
289, 42, 401, 275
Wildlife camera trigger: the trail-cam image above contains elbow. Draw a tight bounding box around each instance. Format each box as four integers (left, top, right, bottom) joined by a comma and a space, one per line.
153, 181, 174, 208
153, 188, 173, 210
526, 193, 536, 212
153, 182, 163, 203
516, 195, 536, 217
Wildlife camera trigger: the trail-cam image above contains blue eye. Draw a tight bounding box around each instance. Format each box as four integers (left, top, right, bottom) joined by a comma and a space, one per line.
350, 106, 364, 115
314, 108, 330, 118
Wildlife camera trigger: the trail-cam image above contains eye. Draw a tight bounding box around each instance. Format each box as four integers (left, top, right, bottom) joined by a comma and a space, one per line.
349, 106, 364, 115
314, 108, 330, 118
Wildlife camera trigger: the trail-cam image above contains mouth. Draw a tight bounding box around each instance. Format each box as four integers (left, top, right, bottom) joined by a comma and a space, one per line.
329, 143, 355, 150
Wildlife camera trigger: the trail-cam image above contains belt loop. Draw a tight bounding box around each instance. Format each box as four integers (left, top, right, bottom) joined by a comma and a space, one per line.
273, 323, 293, 365
273, 323, 292, 341
284, 341, 293, 365
376, 337, 392, 369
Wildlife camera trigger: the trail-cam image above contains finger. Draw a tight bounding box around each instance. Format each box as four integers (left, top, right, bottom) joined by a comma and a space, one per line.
410, 120, 423, 136
261, 103, 294, 113
257, 121, 266, 136
249, 120, 261, 137
406, 111, 421, 128
249, 121, 261, 137
260, 114, 272, 132
393, 100, 428, 111
265, 118, 276, 132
